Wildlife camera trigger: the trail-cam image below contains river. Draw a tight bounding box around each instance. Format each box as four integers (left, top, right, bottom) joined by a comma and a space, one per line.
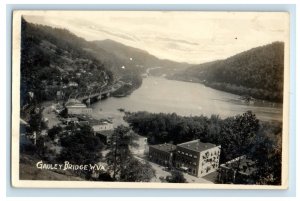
90, 77, 282, 126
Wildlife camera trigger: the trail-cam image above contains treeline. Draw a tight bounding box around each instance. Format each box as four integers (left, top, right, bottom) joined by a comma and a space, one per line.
124, 111, 282, 185
170, 42, 284, 102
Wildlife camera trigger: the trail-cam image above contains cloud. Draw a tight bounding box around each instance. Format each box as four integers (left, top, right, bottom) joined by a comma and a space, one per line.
92, 27, 138, 42
156, 37, 199, 46
22, 11, 288, 64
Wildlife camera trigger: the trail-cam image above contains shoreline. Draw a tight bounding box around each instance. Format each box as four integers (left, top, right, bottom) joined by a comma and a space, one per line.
166, 76, 283, 106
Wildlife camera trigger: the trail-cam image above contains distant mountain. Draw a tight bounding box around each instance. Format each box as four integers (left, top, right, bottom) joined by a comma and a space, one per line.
89, 39, 191, 76
169, 42, 284, 102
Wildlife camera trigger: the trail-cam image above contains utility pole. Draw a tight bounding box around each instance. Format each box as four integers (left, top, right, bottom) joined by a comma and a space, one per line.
112, 132, 118, 180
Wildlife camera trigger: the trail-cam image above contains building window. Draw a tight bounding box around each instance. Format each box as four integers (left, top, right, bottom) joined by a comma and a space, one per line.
206, 166, 211, 173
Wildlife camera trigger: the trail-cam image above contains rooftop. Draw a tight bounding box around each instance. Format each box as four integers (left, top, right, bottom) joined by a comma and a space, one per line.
221, 155, 256, 176
96, 130, 114, 137
65, 99, 87, 108
77, 115, 113, 126
150, 143, 177, 153
177, 139, 217, 152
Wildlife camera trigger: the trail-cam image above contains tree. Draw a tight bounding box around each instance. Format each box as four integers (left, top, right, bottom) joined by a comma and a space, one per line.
48, 125, 62, 140
97, 172, 115, 181
28, 109, 47, 134
251, 138, 282, 185
220, 111, 259, 162
106, 125, 156, 182
119, 158, 155, 182
217, 111, 260, 183
106, 125, 132, 180
166, 170, 186, 183
59, 125, 103, 165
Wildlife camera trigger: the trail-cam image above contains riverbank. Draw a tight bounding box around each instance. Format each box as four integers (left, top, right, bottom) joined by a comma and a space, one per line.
167, 75, 283, 104
111, 74, 143, 97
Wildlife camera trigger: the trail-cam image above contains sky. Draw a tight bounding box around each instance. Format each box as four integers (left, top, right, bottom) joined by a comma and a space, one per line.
23, 11, 289, 64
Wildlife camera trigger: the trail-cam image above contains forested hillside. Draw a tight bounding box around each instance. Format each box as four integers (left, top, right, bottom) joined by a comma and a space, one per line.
169, 42, 284, 102
20, 18, 115, 105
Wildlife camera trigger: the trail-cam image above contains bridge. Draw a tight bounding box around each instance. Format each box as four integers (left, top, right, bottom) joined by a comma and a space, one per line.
69, 88, 111, 104
68, 82, 123, 104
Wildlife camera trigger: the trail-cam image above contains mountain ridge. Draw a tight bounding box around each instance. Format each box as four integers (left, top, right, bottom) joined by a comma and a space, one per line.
168, 41, 284, 102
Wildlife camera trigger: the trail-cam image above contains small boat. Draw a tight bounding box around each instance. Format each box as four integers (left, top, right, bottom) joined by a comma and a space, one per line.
118, 108, 125, 112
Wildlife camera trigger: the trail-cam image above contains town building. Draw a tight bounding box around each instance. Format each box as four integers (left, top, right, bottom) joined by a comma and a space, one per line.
56, 90, 64, 100
148, 143, 177, 167
97, 130, 114, 145
91, 120, 113, 132
218, 155, 256, 184
175, 139, 221, 177
68, 82, 78, 87
65, 99, 92, 115
76, 115, 113, 133
74, 115, 114, 145
61, 117, 79, 125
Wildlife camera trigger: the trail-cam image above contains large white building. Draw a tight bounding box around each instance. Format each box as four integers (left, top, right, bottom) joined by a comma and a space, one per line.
175, 139, 221, 177
91, 120, 113, 132
65, 99, 92, 115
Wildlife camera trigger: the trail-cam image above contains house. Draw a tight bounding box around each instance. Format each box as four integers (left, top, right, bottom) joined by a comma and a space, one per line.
97, 130, 114, 145
175, 139, 221, 177
74, 115, 114, 144
148, 143, 177, 167
76, 116, 113, 133
218, 155, 256, 184
62, 117, 79, 125
56, 90, 64, 100
90, 120, 113, 133
68, 82, 78, 87
65, 99, 92, 115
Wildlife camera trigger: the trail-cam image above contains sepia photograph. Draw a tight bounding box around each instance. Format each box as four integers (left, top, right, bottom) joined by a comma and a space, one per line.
11, 10, 289, 189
